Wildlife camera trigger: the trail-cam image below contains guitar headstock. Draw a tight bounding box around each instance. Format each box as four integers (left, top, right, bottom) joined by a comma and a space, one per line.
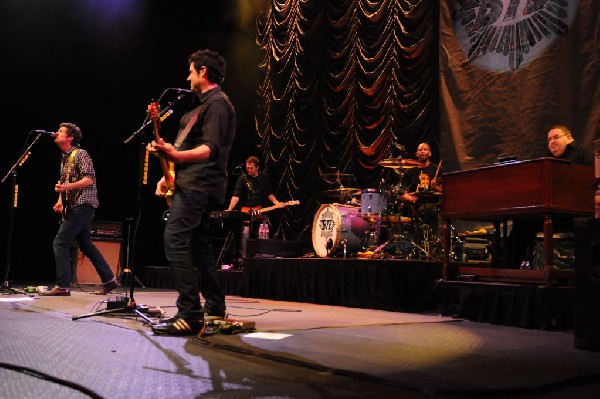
147, 102, 160, 123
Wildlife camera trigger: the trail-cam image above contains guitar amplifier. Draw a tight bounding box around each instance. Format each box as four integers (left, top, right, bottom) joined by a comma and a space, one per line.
91, 220, 123, 239
75, 238, 122, 285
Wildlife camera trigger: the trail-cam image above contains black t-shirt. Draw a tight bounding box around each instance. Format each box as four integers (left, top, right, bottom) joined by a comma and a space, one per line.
402, 162, 442, 203
174, 87, 236, 203
547, 141, 594, 166
232, 172, 275, 209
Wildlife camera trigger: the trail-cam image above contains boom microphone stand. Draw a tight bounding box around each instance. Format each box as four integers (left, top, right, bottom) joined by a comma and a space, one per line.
1, 132, 49, 296
72, 137, 154, 323
72, 89, 189, 323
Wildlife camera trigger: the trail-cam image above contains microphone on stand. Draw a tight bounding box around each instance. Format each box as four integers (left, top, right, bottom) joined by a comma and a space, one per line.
33, 130, 56, 137
233, 163, 245, 175
169, 88, 193, 94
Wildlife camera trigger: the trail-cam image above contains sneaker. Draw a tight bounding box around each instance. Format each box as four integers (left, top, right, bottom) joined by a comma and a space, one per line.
39, 286, 71, 296
93, 278, 119, 295
201, 307, 226, 320
152, 317, 204, 335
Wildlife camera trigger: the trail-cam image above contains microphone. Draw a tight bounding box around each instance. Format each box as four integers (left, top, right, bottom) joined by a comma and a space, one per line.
33, 130, 56, 137
169, 88, 193, 94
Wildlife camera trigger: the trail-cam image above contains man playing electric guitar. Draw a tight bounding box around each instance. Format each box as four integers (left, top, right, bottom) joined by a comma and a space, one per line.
226, 156, 283, 262
41, 123, 119, 296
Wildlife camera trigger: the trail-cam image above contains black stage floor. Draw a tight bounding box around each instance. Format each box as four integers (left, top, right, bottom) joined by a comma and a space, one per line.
2, 283, 600, 399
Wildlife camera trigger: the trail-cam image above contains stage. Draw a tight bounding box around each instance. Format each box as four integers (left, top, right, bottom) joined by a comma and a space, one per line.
141, 255, 577, 331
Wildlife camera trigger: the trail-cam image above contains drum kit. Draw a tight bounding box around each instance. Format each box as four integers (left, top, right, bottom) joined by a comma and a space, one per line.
312, 157, 444, 260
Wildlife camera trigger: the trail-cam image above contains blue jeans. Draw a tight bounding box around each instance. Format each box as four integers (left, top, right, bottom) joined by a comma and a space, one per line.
53, 204, 115, 288
164, 188, 225, 319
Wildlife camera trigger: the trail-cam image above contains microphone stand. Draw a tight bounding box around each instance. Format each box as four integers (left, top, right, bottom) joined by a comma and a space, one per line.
1, 133, 46, 296
73, 90, 188, 323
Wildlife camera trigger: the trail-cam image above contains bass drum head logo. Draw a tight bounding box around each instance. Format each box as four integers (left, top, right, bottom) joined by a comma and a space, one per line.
453, 0, 579, 72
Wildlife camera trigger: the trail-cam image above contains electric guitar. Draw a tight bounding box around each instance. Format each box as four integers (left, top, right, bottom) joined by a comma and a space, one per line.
148, 102, 175, 206
241, 200, 300, 218
58, 180, 68, 220
57, 148, 79, 220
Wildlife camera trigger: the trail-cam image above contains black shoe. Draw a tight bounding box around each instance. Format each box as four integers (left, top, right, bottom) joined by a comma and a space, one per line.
93, 278, 120, 295
201, 306, 226, 319
151, 318, 204, 335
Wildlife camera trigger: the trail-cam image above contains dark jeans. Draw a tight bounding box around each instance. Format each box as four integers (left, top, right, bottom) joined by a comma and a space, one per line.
164, 188, 225, 320
232, 218, 261, 259
53, 204, 115, 288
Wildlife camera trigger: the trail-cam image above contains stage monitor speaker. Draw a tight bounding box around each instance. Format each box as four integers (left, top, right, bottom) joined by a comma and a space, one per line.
75, 238, 122, 285
574, 218, 600, 352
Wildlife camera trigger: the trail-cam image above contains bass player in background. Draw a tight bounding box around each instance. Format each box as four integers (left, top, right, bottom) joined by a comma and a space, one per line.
148, 49, 236, 335
40, 123, 119, 297
226, 156, 283, 263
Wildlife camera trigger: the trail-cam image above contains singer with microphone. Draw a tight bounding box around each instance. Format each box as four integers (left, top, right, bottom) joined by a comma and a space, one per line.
147, 49, 235, 336
226, 156, 283, 264
39, 123, 119, 297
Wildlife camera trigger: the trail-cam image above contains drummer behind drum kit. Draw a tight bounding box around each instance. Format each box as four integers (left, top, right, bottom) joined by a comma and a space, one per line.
312, 158, 444, 260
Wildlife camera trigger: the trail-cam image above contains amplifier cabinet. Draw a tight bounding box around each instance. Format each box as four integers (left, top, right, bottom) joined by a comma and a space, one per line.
74, 238, 122, 285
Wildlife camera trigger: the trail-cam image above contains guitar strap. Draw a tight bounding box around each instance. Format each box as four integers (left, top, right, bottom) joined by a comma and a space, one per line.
174, 105, 202, 149
62, 148, 79, 203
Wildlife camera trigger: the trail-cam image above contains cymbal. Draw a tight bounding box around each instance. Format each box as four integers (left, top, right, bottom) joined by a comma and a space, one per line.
321, 172, 354, 179
414, 190, 442, 198
322, 187, 361, 196
379, 158, 420, 169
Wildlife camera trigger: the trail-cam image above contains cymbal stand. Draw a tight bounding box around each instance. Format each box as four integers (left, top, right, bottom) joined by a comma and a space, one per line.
362, 215, 381, 251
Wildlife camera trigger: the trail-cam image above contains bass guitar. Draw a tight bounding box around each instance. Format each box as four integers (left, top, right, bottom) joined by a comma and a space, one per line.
241, 200, 300, 218
147, 102, 175, 206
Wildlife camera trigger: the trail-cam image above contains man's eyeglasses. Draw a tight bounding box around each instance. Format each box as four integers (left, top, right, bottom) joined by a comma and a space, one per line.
548, 133, 567, 143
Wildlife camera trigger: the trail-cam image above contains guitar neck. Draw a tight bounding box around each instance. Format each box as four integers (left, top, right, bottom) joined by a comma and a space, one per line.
254, 200, 299, 214
148, 102, 175, 191
159, 159, 175, 190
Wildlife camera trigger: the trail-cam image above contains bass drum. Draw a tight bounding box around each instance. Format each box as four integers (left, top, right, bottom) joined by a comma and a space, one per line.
312, 204, 373, 257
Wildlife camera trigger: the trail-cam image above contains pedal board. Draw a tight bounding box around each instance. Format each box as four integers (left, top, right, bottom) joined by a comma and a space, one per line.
106, 296, 129, 310
201, 318, 256, 336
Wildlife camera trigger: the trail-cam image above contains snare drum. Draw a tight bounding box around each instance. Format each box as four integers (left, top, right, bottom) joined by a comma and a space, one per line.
312, 204, 373, 257
360, 189, 387, 215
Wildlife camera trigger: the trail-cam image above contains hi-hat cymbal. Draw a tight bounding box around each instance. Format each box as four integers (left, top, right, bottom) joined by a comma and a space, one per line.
379, 158, 420, 168
322, 187, 361, 196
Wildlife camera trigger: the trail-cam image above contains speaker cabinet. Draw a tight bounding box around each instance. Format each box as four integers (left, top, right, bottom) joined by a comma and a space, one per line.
75, 239, 122, 284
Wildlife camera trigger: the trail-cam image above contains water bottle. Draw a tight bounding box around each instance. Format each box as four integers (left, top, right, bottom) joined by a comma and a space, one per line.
262, 222, 269, 239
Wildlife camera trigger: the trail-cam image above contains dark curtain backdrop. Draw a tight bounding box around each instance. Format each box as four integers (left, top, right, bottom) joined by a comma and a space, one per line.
256, 0, 439, 241
0, 0, 263, 282
1, 0, 440, 281
440, 0, 599, 172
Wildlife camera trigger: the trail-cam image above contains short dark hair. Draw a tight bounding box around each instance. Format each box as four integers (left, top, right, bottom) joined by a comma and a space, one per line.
246, 156, 260, 167
60, 122, 82, 146
549, 124, 572, 138
188, 49, 227, 85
